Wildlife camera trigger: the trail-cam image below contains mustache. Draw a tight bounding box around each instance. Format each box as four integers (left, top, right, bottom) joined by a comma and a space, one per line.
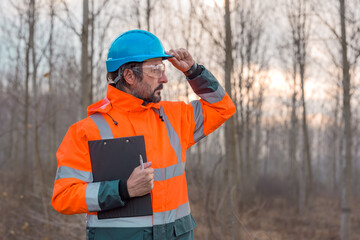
154, 84, 163, 91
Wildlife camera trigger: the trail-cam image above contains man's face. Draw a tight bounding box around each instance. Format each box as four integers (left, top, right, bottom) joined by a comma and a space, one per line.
131, 58, 168, 103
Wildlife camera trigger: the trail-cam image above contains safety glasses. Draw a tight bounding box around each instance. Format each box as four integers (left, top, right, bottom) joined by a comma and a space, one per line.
141, 63, 165, 79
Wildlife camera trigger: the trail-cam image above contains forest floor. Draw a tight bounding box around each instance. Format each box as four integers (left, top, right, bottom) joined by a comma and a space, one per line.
1, 179, 360, 240
192, 195, 360, 240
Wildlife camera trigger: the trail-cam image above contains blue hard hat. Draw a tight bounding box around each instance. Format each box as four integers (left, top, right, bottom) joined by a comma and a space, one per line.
106, 29, 173, 72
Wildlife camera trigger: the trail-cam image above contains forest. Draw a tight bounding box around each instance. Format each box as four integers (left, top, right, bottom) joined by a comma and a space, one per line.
0, 0, 359, 239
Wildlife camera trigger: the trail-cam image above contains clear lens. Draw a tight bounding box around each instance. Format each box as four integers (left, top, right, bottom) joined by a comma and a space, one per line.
142, 63, 165, 78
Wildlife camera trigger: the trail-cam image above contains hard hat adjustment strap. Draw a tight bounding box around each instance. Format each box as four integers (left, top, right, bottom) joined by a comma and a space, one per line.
114, 72, 122, 84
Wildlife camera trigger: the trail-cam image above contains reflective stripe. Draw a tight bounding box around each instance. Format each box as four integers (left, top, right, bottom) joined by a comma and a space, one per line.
198, 85, 225, 104
89, 113, 113, 139
55, 166, 93, 182
87, 109, 191, 228
85, 114, 111, 212
86, 202, 191, 228
87, 214, 153, 228
190, 100, 205, 142
154, 162, 185, 181
152, 106, 185, 182
86, 182, 101, 212
153, 202, 190, 225
153, 106, 182, 164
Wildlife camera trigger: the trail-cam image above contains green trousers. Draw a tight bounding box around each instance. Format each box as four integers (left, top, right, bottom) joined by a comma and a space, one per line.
86, 214, 196, 240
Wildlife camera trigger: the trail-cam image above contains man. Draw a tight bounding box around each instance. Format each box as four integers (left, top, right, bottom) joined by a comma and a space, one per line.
52, 29, 236, 240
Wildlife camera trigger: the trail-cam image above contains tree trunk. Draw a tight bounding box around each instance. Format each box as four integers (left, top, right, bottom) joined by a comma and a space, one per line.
244, 80, 252, 198
332, 87, 340, 195
289, 72, 299, 204
48, 0, 57, 172
30, 0, 41, 194
224, 0, 238, 239
146, 0, 151, 32
236, 40, 245, 211
287, 0, 313, 211
253, 86, 263, 190
300, 65, 313, 207
134, 0, 142, 29
81, 0, 90, 118
89, 0, 94, 104
23, 0, 34, 193
29, 0, 50, 226
339, 0, 352, 239
299, 148, 306, 213
289, 58, 298, 171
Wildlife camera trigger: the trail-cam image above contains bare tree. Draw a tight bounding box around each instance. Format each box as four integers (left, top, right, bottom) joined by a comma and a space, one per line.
22, 0, 36, 192
339, 0, 352, 239
285, 0, 313, 211
80, 0, 90, 118
233, 0, 269, 205
312, 0, 357, 238
146, 0, 151, 31
224, 2, 238, 239
47, 0, 57, 171
89, 0, 113, 100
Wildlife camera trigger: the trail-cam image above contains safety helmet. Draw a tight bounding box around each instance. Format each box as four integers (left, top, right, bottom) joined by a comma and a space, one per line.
106, 29, 172, 72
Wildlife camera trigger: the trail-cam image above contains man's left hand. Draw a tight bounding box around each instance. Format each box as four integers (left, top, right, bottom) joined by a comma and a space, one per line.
166, 48, 195, 73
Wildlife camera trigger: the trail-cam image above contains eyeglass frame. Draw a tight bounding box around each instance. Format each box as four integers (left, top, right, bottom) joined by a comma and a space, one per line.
132, 62, 166, 79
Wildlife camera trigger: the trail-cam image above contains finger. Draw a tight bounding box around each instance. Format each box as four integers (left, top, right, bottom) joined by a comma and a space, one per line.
168, 56, 181, 66
183, 50, 190, 60
177, 50, 185, 59
171, 49, 183, 60
172, 52, 181, 60
144, 161, 152, 168
144, 168, 153, 175
167, 49, 178, 58
177, 48, 188, 58
146, 173, 153, 181
146, 167, 154, 174
166, 49, 175, 56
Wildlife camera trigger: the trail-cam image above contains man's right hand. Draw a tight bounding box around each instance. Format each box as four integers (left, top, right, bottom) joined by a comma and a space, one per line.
127, 162, 154, 198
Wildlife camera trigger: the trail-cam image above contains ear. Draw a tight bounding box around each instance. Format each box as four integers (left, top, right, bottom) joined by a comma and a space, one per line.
123, 69, 137, 85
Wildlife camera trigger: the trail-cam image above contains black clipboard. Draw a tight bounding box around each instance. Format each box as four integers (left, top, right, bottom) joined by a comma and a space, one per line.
88, 135, 153, 219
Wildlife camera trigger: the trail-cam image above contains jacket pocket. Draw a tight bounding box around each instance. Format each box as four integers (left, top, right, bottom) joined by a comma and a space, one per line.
174, 214, 197, 237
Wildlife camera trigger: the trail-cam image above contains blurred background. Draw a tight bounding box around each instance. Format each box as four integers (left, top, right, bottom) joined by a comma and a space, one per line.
0, 0, 359, 239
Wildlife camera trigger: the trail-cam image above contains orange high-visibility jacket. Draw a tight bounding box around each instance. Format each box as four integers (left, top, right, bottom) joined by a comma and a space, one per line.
52, 66, 236, 239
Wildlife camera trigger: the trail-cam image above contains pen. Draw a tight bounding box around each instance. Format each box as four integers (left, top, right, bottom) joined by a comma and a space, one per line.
139, 154, 144, 170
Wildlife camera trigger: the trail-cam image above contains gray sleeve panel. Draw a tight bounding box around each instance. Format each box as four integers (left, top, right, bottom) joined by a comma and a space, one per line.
197, 85, 225, 104
187, 67, 219, 94
190, 100, 205, 142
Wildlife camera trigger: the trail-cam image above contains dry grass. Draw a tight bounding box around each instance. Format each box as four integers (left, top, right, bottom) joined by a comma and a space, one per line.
1, 174, 359, 240
191, 195, 360, 240
0, 184, 85, 240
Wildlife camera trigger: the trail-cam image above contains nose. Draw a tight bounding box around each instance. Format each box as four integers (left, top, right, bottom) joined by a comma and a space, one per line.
159, 73, 168, 83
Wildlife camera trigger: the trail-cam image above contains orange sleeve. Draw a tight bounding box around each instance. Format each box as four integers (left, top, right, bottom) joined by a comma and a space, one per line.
52, 121, 125, 215
185, 66, 236, 148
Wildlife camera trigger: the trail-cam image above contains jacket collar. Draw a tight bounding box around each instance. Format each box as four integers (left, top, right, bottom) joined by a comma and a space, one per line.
87, 85, 161, 116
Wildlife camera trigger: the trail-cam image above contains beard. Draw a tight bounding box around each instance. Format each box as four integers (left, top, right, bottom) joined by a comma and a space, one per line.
132, 83, 163, 103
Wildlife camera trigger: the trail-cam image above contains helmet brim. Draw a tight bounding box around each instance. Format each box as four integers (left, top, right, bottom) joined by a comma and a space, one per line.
106, 54, 173, 72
